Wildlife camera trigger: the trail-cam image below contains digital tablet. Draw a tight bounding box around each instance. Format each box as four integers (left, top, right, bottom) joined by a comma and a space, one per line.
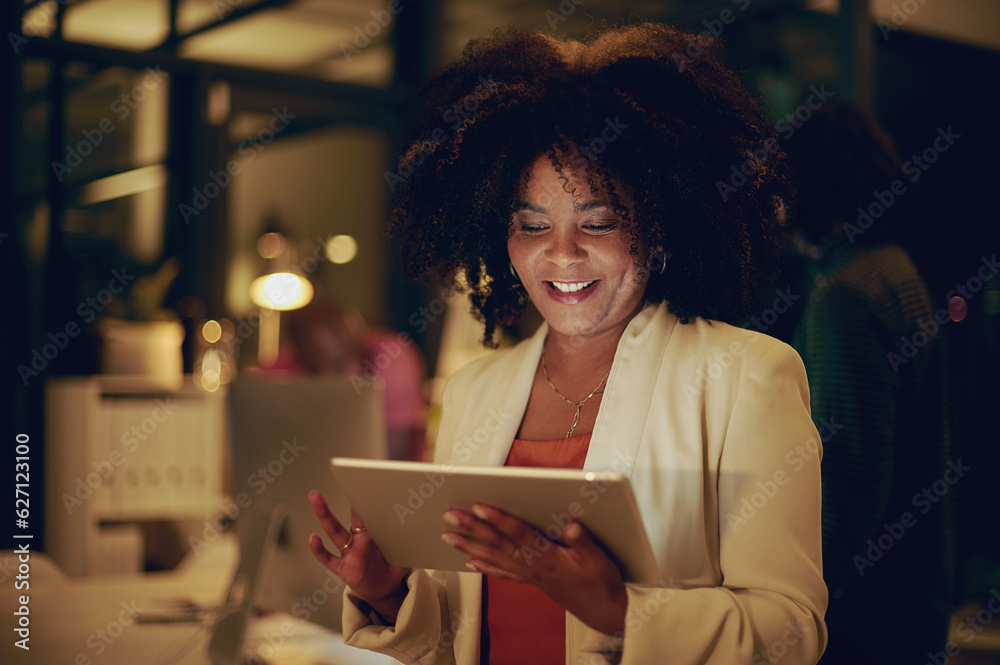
329, 457, 659, 584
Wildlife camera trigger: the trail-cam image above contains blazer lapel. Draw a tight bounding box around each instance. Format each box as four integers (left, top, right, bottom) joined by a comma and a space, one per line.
462, 302, 676, 473
585, 302, 676, 476
457, 323, 548, 467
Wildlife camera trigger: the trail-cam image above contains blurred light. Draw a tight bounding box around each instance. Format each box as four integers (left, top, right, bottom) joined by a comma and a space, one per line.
202, 320, 222, 344
257, 308, 280, 367
257, 232, 286, 259
206, 80, 231, 126
196, 349, 222, 392
79, 164, 166, 206
249, 272, 313, 311
227, 252, 256, 313
200, 369, 221, 393
22, 1, 58, 39
326, 235, 358, 264
179, 15, 349, 71
62, 0, 168, 50
948, 296, 967, 323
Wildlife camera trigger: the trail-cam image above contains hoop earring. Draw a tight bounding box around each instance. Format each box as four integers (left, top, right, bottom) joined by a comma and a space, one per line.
649, 246, 667, 275
510, 262, 520, 282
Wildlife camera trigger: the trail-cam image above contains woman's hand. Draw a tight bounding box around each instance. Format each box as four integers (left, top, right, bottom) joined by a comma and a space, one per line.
442, 504, 628, 635
308, 490, 410, 623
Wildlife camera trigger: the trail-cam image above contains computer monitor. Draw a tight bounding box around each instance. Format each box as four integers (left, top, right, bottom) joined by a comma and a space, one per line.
207, 502, 288, 664
226, 375, 388, 634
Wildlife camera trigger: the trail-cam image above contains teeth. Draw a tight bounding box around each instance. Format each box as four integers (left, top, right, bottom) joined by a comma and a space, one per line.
551, 280, 595, 293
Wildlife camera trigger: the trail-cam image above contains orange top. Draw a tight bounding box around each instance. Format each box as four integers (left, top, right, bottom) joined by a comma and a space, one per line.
480, 434, 591, 665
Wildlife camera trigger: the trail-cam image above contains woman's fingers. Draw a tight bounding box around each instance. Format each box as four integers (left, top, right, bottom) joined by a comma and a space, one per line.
560, 521, 595, 552
442, 529, 514, 566
308, 532, 343, 572
445, 504, 537, 548
309, 490, 352, 551
307, 493, 412, 614
442, 504, 615, 581
469, 504, 539, 544
442, 503, 626, 634
443, 504, 554, 576
442, 507, 510, 556
308, 490, 351, 576
464, 557, 526, 583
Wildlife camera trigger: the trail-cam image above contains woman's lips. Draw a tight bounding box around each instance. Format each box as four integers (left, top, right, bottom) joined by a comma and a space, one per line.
545, 280, 599, 304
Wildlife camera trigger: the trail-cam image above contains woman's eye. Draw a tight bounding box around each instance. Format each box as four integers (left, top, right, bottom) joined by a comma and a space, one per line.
514, 221, 547, 233
584, 221, 619, 234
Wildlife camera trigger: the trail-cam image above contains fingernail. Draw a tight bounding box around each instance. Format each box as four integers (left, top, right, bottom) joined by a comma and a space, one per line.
465, 562, 479, 572
441, 533, 455, 546
442, 511, 460, 527
472, 504, 489, 520
565, 522, 581, 539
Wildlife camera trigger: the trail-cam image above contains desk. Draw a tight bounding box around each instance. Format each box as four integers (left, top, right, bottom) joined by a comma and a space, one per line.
0, 539, 395, 665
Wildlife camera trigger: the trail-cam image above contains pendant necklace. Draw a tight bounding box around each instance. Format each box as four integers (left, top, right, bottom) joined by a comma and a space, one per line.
541, 352, 612, 438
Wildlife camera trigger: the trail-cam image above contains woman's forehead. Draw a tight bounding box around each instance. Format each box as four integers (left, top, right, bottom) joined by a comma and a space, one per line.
514, 152, 632, 212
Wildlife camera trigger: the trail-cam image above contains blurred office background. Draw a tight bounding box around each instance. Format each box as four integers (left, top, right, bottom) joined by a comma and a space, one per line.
1, 0, 998, 609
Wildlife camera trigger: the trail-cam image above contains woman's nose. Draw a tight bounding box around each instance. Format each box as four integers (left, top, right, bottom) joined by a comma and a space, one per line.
544, 229, 586, 267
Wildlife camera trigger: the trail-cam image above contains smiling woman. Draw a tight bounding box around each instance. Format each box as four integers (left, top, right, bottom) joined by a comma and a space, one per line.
308, 21, 827, 665
386, 24, 791, 349
507, 156, 647, 345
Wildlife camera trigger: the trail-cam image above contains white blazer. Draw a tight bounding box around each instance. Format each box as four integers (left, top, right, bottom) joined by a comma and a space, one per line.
343, 302, 828, 664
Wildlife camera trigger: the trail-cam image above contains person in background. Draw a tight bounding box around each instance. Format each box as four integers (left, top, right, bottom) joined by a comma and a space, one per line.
783, 100, 957, 664
309, 23, 827, 664
267, 297, 428, 461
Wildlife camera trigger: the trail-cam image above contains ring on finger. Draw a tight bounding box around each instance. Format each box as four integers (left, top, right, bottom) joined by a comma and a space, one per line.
338, 532, 354, 552
350, 525, 367, 534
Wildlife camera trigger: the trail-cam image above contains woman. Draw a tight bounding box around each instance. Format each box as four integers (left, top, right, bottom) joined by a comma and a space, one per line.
309, 22, 827, 664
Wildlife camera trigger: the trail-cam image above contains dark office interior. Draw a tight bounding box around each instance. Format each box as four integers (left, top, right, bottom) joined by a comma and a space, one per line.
2, 1, 998, 663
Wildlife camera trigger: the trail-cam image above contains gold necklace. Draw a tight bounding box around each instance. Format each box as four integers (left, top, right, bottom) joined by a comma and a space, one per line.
541, 352, 612, 438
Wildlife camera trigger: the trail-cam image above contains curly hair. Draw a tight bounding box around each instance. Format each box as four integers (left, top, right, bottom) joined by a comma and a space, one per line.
386, 22, 790, 346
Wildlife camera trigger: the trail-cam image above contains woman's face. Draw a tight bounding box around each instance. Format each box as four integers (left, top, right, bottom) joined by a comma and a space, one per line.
507, 155, 647, 342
